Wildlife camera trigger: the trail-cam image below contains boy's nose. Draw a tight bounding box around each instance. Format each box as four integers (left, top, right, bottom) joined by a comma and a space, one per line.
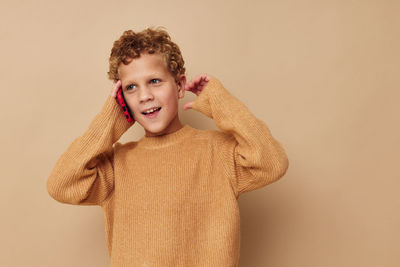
138, 87, 154, 103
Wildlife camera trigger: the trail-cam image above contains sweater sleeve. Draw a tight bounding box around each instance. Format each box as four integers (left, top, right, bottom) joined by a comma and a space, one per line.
191, 77, 289, 197
46, 95, 133, 206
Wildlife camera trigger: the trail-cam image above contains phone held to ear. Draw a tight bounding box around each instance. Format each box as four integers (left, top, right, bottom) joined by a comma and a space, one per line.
116, 87, 134, 122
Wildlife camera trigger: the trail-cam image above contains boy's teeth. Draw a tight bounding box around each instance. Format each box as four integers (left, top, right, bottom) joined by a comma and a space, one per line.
143, 107, 160, 114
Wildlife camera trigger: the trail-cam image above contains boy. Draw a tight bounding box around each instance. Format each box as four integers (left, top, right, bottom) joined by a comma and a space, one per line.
47, 27, 289, 266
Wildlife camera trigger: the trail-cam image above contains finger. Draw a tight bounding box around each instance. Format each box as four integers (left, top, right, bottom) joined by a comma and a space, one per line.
184, 83, 190, 91
193, 78, 200, 87
183, 101, 194, 110
185, 74, 209, 93
112, 80, 119, 89
185, 80, 195, 90
192, 76, 202, 87
111, 81, 118, 97
195, 77, 209, 90
196, 75, 209, 87
185, 80, 198, 92
193, 78, 204, 89
201, 75, 210, 83
111, 80, 121, 98
185, 84, 193, 92
199, 74, 208, 81
185, 87, 201, 96
201, 75, 210, 84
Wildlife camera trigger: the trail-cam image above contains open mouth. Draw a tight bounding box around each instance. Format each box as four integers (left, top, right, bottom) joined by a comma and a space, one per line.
142, 107, 161, 118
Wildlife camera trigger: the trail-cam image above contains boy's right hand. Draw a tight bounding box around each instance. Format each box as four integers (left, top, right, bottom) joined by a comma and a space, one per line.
111, 80, 122, 99
110, 79, 135, 124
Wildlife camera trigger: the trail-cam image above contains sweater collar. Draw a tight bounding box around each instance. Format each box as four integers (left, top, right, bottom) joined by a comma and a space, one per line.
137, 124, 195, 149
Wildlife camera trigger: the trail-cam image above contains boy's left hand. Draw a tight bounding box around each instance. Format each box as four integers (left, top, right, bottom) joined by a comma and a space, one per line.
183, 74, 210, 110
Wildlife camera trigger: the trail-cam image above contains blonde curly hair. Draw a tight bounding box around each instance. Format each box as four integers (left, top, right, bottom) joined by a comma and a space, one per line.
108, 27, 186, 83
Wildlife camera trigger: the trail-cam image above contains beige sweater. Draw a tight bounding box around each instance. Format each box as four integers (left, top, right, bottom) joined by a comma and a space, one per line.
46, 77, 289, 267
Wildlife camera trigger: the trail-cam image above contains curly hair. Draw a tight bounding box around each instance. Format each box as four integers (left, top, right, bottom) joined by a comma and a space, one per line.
108, 27, 185, 82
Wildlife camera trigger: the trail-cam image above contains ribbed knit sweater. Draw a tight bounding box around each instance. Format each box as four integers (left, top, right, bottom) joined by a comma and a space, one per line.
46, 77, 289, 267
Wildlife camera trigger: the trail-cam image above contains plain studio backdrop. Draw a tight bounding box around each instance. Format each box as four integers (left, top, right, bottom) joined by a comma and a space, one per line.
1, 0, 399, 266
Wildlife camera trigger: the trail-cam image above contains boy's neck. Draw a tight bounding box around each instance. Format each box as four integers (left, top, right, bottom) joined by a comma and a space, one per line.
138, 124, 194, 149
144, 117, 183, 137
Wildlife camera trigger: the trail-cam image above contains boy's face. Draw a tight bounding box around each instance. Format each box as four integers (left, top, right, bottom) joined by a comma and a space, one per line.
118, 52, 186, 137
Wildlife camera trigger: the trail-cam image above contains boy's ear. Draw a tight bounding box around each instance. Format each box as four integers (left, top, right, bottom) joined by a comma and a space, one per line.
177, 74, 186, 99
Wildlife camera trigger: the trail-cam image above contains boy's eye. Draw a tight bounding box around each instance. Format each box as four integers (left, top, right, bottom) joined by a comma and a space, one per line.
126, 84, 136, 90
150, 79, 161, 84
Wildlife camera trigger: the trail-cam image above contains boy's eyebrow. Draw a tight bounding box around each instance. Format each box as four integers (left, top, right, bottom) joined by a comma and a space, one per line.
122, 79, 136, 87
123, 73, 163, 86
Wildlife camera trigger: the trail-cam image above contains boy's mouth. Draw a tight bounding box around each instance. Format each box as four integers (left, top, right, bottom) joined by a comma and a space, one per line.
142, 107, 161, 118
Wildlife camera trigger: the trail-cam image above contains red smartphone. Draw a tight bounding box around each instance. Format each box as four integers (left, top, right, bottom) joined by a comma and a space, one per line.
116, 87, 134, 122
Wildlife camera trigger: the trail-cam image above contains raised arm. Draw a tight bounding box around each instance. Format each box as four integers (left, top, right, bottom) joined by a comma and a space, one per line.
46, 85, 133, 206
186, 75, 289, 197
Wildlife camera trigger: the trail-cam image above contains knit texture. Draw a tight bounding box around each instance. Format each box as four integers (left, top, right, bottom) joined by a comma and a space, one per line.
46, 77, 289, 266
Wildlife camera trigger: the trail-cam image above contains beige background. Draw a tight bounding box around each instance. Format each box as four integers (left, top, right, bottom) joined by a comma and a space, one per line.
1, 0, 399, 266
